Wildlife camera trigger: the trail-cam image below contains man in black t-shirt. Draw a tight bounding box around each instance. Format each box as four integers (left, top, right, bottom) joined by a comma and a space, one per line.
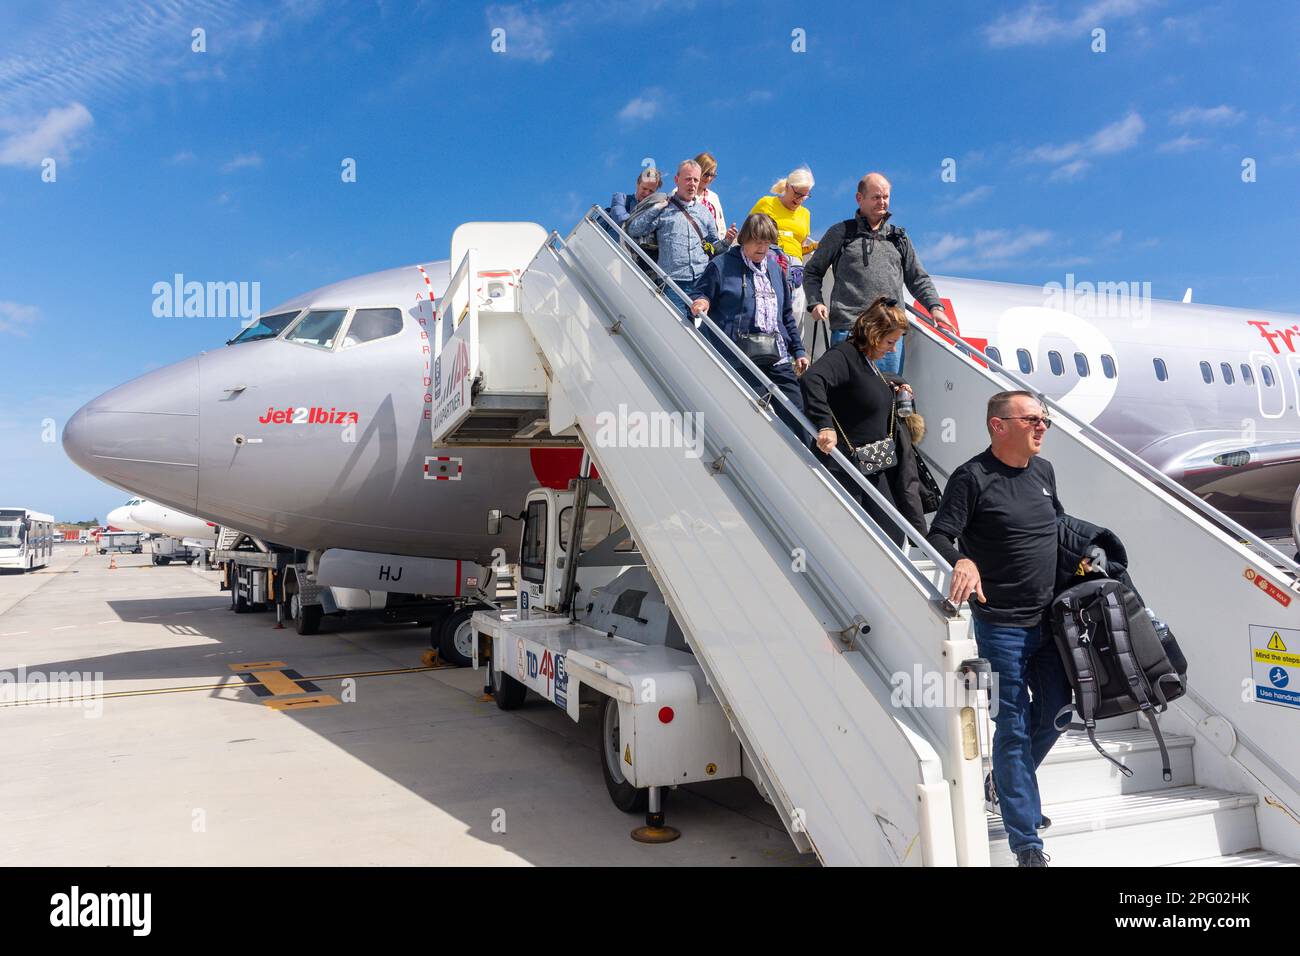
927, 390, 1072, 868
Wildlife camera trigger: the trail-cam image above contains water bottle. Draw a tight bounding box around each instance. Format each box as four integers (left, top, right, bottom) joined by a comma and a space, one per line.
896, 385, 914, 418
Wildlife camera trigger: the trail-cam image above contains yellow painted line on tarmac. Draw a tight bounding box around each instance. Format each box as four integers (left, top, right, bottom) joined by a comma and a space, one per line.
266, 695, 340, 711
230, 661, 287, 671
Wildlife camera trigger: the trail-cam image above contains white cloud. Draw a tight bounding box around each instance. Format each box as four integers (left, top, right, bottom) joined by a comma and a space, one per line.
0, 301, 40, 336
940, 185, 994, 209
1102, 230, 1123, 244
1049, 159, 1090, 181
0, 102, 93, 167
167, 150, 196, 164
617, 89, 662, 124
1157, 134, 1207, 153
485, 3, 555, 63
1170, 105, 1243, 126
1025, 111, 1144, 178
221, 152, 263, 172
922, 228, 1055, 272
983, 0, 1153, 47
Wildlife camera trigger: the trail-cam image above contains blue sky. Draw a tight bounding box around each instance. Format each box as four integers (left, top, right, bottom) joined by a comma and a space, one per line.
2, 0, 1298, 520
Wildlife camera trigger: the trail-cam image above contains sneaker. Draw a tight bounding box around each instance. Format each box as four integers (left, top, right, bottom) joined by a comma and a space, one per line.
1016, 848, 1050, 867
1038, 815, 1052, 831
984, 773, 999, 814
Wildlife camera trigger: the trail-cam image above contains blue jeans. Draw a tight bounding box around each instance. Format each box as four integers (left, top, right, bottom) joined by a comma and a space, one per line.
829, 329, 904, 374
670, 277, 703, 320
973, 618, 1073, 853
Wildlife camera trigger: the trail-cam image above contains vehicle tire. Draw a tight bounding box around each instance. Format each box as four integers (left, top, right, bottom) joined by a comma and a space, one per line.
234, 589, 249, 614
600, 695, 649, 813
157, 557, 171, 566
185, 559, 194, 566
492, 652, 528, 710
437, 607, 479, 668
151, 556, 159, 566
289, 589, 322, 636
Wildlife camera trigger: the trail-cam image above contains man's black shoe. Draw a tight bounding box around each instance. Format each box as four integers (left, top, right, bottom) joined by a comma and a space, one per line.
1016, 848, 1050, 867
1038, 815, 1052, 830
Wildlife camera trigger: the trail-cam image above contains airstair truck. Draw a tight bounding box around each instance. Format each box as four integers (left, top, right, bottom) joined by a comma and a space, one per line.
444, 212, 1300, 867
473, 465, 761, 836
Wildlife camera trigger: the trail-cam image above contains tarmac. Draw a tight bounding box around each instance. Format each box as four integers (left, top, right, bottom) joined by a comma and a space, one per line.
0, 546, 805, 866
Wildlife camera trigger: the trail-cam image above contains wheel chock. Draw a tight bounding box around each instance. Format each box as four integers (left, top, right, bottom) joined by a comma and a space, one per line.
631, 823, 681, 844
420, 648, 441, 668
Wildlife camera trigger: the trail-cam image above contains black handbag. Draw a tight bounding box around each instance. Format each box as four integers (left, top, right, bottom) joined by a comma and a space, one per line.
733, 263, 782, 366
830, 395, 897, 475
915, 455, 943, 513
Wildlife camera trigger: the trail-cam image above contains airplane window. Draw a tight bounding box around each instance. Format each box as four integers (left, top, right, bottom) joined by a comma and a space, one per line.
285, 309, 348, 350
985, 346, 1002, 365
1017, 349, 1033, 374
1048, 351, 1064, 376
1074, 352, 1090, 377
1101, 354, 1117, 379
1263, 366, 1276, 387
1200, 361, 1214, 384
1153, 358, 1168, 382
1221, 363, 1235, 385
342, 308, 404, 348
1241, 364, 1254, 384
229, 310, 301, 345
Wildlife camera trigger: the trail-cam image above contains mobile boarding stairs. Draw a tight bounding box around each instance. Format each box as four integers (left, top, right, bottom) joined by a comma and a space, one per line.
427, 213, 1300, 867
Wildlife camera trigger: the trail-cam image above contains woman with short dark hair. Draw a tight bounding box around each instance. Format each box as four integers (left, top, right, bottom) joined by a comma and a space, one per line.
801, 296, 927, 544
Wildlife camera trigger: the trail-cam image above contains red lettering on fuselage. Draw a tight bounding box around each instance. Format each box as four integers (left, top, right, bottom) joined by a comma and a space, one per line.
1249, 320, 1300, 354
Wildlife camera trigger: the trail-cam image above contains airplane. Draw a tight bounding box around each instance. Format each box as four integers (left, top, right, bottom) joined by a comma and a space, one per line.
62, 231, 1300, 607
913, 276, 1300, 539
62, 248, 577, 627
105, 497, 218, 542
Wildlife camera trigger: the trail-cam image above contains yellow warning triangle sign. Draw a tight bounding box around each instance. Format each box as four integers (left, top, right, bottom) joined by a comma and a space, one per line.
623, 744, 632, 766
1268, 632, 1288, 651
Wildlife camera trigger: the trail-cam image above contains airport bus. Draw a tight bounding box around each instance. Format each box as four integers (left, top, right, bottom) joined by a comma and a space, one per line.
0, 508, 55, 572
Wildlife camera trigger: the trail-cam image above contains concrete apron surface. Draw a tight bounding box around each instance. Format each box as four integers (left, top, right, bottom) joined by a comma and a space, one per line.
0, 547, 803, 866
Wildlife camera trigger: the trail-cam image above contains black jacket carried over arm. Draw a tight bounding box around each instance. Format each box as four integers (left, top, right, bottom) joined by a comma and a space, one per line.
1056, 513, 1143, 604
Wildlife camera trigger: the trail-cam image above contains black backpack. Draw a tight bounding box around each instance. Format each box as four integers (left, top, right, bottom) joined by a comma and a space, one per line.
1049, 576, 1188, 781
828, 217, 908, 275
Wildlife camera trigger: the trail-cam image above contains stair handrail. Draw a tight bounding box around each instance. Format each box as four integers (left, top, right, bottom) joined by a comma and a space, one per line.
901, 307, 1300, 579
583, 205, 959, 604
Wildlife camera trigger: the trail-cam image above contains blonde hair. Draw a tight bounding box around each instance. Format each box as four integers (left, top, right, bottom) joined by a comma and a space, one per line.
771, 165, 814, 194
694, 151, 717, 178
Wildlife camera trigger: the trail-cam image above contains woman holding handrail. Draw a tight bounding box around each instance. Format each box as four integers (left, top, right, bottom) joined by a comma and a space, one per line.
801, 296, 927, 546
690, 213, 807, 420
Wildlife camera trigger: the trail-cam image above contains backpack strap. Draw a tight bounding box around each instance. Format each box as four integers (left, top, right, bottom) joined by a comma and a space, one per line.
668, 194, 710, 252
1104, 588, 1174, 781
1054, 593, 1136, 778
829, 217, 863, 274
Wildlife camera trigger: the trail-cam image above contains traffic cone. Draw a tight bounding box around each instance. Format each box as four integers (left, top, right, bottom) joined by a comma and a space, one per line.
83, 545, 89, 555
108, 554, 117, 570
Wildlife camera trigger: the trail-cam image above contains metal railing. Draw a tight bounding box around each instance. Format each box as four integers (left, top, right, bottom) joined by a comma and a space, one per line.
583, 205, 957, 602
903, 309, 1300, 578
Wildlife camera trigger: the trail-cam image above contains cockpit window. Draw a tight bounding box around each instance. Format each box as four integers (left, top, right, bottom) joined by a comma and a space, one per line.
341, 308, 403, 347
285, 309, 348, 350
229, 310, 300, 345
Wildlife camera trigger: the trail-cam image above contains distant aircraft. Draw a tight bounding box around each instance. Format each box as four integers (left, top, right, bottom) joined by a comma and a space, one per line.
106, 497, 217, 543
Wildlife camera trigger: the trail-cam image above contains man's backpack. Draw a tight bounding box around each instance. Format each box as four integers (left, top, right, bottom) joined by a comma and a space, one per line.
828, 216, 908, 275
1049, 576, 1188, 781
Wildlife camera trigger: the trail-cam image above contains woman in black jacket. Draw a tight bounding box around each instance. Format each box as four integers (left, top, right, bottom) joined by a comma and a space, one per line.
801, 296, 927, 546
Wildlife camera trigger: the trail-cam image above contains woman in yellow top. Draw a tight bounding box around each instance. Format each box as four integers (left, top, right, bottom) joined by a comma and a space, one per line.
750, 167, 819, 361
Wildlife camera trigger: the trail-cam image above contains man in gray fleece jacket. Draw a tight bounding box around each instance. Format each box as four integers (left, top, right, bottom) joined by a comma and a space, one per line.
803, 172, 954, 372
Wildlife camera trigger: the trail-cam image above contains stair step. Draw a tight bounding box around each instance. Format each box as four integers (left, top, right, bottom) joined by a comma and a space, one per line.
1037, 728, 1195, 798
989, 787, 1259, 867
1168, 850, 1299, 867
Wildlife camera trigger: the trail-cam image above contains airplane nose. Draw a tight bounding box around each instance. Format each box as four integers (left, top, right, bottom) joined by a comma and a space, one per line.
63, 356, 201, 512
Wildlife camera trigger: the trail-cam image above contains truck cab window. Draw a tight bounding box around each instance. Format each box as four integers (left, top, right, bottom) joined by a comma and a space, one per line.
521, 499, 547, 584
